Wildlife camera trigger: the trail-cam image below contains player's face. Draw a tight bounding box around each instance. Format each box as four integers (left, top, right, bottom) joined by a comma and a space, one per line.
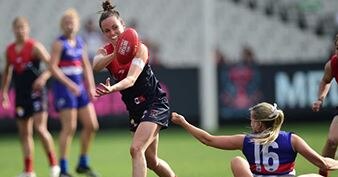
100, 16, 124, 45
61, 16, 79, 36
335, 40, 338, 55
13, 20, 29, 41
250, 113, 261, 133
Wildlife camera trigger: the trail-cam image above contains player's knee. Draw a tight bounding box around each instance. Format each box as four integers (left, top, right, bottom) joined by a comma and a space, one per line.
129, 145, 143, 158
34, 125, 48, 135
327, 137, 338, 148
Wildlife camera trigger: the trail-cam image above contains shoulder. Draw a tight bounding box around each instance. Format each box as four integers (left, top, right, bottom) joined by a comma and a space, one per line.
6, 42, 15, 52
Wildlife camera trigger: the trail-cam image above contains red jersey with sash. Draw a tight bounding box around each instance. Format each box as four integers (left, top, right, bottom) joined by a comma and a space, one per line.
242, 131, 297, 176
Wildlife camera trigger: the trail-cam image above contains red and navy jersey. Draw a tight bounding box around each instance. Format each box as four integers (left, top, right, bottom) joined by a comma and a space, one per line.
6, 39, 42, 95
103, 43, 167, 114
242, 131, 297, 176
330, 54, 338, 83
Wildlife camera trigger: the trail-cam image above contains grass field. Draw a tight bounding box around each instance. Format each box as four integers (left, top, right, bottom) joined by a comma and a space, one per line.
0, 121, 337, 177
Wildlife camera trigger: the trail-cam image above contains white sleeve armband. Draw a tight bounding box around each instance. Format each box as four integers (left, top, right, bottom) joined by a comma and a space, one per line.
131, 58, 145, 70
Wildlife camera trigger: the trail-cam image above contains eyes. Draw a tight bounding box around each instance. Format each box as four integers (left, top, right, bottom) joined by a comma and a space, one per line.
103, 25, 119, 34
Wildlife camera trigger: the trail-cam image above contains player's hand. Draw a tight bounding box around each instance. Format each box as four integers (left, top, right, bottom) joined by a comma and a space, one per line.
88, 87, 97, 101
171, 112, 186, 125
312, 100, 322, 112
95, 77, 113, 97
1, 93, 10, 109
32, 76, 46, 91
324, 157, 338, 170
68, 82, 81, 96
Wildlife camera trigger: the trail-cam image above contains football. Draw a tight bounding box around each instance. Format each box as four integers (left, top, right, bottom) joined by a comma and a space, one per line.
115, 27, 140, 64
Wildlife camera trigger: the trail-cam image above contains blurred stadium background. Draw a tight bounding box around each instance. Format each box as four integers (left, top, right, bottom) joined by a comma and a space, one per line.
1, 0, 338, 176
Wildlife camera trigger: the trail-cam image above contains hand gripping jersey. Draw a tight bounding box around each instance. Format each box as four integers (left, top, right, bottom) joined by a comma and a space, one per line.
103, 42, 167, 114
242, 131, 297, 176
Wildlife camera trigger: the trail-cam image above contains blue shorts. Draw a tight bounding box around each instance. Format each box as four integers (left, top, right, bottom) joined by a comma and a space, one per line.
52, 80, 90, 112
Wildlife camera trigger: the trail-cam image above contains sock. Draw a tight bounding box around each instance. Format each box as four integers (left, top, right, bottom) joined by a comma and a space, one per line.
78, 154, 89, 168
24, 156, 33, 172
47, 152, 57, 166
60, 158, 68, 174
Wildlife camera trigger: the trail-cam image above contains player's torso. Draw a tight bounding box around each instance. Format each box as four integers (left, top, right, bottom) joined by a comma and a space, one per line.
58, 35, 84, 83
6, 39, 41, 93
104, 43, 165, 112
242, 131, 297, 176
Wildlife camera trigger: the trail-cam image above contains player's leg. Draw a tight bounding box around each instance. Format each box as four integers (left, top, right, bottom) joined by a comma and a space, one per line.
145, 133, 176, 177
33, 111, 59, 177
230, 156, 253, 177
17, 117, 36, 176
76, 103, 99, 176
131, 122, 160, 177
320, 115, 338, 176
58, 108, 78, 176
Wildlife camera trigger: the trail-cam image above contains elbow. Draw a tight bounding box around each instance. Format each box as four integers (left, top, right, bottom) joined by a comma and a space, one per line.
93, 65, 101, 73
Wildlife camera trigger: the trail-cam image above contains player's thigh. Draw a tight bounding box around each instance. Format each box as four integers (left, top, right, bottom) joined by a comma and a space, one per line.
328, 115, 338, 139
132, 122, 160, 151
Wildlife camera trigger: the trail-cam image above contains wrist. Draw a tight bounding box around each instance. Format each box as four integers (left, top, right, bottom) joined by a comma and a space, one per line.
317, 98, 324, 103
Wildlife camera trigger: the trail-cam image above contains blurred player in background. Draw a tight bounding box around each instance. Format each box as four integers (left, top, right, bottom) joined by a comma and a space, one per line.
49, 8, 99, 177
93, 1, 176, 177
173, 102, 338, 177
312, 34, 338, 177
0, 16, 60, 177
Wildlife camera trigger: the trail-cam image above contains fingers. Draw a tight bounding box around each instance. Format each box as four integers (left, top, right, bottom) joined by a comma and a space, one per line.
95, 83, 110, 97
106, 77, 111, 86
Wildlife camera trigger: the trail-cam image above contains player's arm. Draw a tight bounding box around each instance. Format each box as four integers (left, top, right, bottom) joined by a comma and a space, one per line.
32, 41, 51, 90
291, 134, 329, 171
81, 45, 96, 99
96, 44, 147, 96
312, 61, 333, 112
1, 53, 13, 108
171, 112, 244, 150
49, 40, 80, 95
92, 47, 114, 72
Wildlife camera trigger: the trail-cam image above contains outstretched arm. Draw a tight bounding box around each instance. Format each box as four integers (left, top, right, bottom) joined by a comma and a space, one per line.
95, 44, 147, 96
312, 61, 333, 112
0, 58, 13, 109
292, 134, 338, 172
171, 112, 244, 150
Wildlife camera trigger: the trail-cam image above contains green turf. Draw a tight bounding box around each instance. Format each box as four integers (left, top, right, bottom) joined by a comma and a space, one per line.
0, 121, 337, 177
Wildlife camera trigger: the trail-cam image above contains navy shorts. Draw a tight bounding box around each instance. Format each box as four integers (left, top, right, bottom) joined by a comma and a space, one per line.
15, 88, 47, 119
129, 96, 170, 132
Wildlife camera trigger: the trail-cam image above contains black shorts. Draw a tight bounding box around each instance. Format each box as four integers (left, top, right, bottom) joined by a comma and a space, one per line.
129, 96, 170, 132
15, 88, 47, 119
